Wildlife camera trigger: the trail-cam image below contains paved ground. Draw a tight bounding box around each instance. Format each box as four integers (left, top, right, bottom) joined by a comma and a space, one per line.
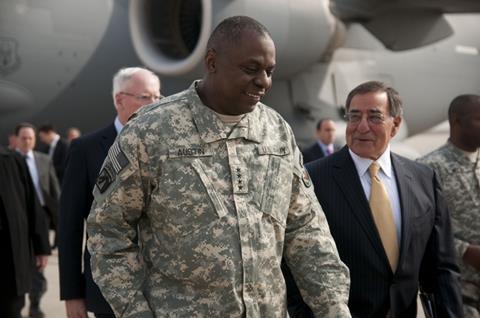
35, 123, 449, 318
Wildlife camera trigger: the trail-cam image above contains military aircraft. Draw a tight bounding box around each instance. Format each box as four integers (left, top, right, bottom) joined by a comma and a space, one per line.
1, 0, 480, 148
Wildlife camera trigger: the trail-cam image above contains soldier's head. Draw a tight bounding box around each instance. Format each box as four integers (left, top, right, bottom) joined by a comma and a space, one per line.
344, 81, 403, 160
448, 94, 480, 151
15, 122, 37, 154
199, 16, 276, 115
112, 67, 162, 124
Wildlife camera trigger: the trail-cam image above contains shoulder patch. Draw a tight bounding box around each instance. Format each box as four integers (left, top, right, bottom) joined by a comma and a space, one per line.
302, 168, 312, 188
95, 142, 130, 193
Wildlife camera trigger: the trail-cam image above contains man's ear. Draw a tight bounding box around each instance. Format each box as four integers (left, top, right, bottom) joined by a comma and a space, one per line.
114, 93, 123, 110
390, 116, 402, 137
205, 48, 217, 73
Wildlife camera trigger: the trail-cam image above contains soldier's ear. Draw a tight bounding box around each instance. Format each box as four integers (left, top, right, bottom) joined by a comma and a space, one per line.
205, 48, 217, 73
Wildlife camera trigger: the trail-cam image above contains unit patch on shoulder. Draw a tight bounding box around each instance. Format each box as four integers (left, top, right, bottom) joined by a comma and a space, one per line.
95, 142, 130, 193
302, 168, 312, 188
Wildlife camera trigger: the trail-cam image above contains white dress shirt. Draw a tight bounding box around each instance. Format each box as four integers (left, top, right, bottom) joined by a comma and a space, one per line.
317, 141, 334, 156
48, 134, 60, 157
114, 116, 124, 134
24, 150, 46, 207
349, 145, 402, 243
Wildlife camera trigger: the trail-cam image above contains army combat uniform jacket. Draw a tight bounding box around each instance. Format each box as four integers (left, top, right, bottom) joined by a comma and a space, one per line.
87, 83, 351, 318
420, 142, 480, 310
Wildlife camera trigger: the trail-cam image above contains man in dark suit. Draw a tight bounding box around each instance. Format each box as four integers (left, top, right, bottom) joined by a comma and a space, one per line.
302, 118, 339, 164
59, 67, 161, 318
287, 81, 463, 317
16, 123, 60, 318
38, 124, 69, 183
0, 145, 50, 318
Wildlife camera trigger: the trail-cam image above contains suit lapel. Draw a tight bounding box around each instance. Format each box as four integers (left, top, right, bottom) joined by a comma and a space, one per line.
332, 148, 388, 262
391, 154, 414, 269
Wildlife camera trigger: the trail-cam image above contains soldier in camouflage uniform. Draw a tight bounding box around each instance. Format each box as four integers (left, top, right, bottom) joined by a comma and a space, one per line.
87, 16, 351, 318
419, 94, 480, 317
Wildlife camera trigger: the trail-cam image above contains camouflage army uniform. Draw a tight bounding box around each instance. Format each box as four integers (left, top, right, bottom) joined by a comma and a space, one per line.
419, 141, 480, 317
87, 82, 351, 318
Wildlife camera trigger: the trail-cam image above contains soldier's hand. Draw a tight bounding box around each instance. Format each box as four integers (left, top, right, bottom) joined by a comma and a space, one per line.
463, 244, 480, 270
65, 298, 88, 318
36, 255, 49, 270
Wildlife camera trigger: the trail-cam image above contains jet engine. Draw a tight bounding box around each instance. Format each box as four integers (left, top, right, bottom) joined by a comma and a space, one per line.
129, 0, 344, 79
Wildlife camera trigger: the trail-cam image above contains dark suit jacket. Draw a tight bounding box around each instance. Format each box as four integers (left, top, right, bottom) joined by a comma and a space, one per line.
59, 123, 116, 314
0, 146, 50, 296
33, 151, 60, 231
302, 142, 339, 164
52, 138, 68, 183
291, 146, 462, 317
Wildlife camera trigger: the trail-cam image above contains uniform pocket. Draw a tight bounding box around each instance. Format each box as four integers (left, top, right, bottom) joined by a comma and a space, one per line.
191, 159, 227, 219
258, 145, 292, 228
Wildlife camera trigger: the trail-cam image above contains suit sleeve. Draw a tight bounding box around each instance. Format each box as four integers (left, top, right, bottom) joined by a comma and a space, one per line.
283, 144, 351, 318
58, 140, 88, 300
419, 172, 463, 318
87, 129, 153, 318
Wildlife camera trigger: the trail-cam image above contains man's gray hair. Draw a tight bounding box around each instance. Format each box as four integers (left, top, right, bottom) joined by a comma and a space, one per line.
112, 67, 159, 97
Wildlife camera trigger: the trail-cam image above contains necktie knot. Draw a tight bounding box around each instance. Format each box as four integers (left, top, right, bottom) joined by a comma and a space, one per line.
369, 162, 380, 179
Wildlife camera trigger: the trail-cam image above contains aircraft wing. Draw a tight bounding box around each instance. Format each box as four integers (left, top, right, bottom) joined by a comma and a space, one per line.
332, 0, 480, 50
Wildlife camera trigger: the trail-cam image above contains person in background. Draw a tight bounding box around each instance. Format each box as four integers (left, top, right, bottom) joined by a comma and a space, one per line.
16, 122, 60, 318
419, 94, 480, 318
8, 133, 17, 150
0, 144, 50, 318
59, 67, 161, 318
66, 127, 81, 143
38, 124, 68, 183
302, 118, 339, 164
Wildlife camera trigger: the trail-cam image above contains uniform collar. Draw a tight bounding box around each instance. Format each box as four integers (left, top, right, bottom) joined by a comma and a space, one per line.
187, 81, 263, 144
446, 140, 478, 165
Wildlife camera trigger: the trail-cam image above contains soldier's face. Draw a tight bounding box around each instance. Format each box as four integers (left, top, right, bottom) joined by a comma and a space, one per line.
459, 102, 480, 148
208, 32, 276, 115
17, 127, 36, 154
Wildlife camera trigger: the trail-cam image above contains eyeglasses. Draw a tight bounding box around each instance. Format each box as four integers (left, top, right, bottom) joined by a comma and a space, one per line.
344, 112, 390, 125
119, 92, 162, 101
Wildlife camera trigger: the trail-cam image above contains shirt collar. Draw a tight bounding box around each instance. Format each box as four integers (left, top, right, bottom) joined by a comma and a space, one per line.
349, 145, 393, 178
51, 134, 60, 147
114, 116, 124, 134
17, 149, 34, 159
317, 140, 332, 152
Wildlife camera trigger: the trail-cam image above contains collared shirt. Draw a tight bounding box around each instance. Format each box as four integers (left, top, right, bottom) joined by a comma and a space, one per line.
349, 145, 402, 243
114, 116, 124, 134
87, 81, 350, 318
48, 134, 60, 157
23, 150, 46, 206
317, 141, 334, 156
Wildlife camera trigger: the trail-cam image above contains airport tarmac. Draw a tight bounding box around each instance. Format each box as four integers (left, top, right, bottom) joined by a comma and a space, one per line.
32, 123, 449, 318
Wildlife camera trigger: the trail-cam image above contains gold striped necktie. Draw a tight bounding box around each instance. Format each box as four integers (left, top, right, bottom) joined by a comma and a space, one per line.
369, 162, 399, 271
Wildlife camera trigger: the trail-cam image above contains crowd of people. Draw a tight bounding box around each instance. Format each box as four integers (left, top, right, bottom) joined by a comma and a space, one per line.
0, 16, 478, 318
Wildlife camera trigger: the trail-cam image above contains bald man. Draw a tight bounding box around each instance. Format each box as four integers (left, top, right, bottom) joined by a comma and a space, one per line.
420, 94, 480, 317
